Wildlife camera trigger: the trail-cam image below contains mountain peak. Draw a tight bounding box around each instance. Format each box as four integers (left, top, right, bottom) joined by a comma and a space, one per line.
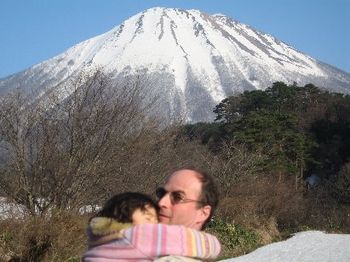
1, 7, 350, 122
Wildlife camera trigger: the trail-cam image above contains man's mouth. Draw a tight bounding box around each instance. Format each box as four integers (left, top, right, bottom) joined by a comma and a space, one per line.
158, 213, 170, 221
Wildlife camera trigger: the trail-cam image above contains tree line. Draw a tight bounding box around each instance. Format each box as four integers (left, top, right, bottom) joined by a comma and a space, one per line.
183, 81, 350, 203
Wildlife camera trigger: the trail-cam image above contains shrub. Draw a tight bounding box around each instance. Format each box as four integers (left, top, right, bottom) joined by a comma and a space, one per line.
207, 218, 260, 258
330, 161, 350, 204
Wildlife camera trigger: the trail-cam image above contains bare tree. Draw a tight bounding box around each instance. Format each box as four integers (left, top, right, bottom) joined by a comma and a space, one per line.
205, 140, 266, 197
0, 70, 158, 215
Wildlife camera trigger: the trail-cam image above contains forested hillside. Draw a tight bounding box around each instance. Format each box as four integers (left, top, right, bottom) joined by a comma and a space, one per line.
185, 81, 350, 202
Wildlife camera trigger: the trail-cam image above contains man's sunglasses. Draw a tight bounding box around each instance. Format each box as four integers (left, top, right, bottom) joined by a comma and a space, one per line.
155, 187, 203, 205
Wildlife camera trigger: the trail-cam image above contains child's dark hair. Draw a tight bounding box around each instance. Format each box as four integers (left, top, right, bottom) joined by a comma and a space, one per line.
95, 192, 159, 223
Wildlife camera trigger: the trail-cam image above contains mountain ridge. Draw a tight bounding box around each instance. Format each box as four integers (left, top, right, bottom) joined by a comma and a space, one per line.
1, 7, 350, 122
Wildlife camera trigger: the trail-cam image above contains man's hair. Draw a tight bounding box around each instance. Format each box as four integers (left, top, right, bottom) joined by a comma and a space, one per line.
95, 192, 159, 223
174, 167, 219, 229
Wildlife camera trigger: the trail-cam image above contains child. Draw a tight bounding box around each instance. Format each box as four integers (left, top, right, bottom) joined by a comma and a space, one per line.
83, 192, 221, 261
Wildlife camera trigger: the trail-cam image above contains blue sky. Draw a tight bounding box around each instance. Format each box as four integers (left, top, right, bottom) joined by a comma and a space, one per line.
0, 0, 349, 78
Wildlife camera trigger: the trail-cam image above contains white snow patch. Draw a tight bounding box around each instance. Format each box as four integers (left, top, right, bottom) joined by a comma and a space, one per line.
221, 231, 350, 262
0, 197, 26, 219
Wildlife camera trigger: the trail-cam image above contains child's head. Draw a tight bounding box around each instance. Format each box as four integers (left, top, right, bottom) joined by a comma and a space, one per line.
96, 192, 159, 224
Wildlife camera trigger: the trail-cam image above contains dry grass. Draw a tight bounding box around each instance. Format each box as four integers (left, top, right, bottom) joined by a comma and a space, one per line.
217, 174, 350, 246
0, 210, 88, 262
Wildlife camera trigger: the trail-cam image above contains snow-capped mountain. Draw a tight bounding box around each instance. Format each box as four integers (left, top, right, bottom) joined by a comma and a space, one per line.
1, 7, 350, 122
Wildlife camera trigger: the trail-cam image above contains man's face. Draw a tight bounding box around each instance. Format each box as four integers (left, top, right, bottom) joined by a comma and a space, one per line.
157, 169, 210, 230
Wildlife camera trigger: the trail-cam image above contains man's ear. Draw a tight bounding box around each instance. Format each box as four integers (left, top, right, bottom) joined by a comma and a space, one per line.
198, 205, 211, 223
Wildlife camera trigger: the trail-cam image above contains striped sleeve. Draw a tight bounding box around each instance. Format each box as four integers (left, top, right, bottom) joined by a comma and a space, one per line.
128, 224, 221, 259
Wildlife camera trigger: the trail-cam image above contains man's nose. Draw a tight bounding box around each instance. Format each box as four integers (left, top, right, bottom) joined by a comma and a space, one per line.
158, 193, 171, 208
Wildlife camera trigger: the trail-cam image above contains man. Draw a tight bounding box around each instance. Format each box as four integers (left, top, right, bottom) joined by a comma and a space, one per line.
156, 167, 219, 230
83, 168, 221, 262
153, 168, 220, 261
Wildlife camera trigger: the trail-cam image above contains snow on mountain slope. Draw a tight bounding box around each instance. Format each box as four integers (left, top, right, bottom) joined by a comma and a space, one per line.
221, 231, 350, 262
1, 7, 350, 122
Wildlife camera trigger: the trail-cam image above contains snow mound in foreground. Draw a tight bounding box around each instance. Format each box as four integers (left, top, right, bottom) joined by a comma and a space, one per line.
221, 231, 350, 262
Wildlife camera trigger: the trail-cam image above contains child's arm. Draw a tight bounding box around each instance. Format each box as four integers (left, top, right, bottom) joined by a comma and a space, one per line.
86, 217, 132, 246
123, 223, 221, 259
